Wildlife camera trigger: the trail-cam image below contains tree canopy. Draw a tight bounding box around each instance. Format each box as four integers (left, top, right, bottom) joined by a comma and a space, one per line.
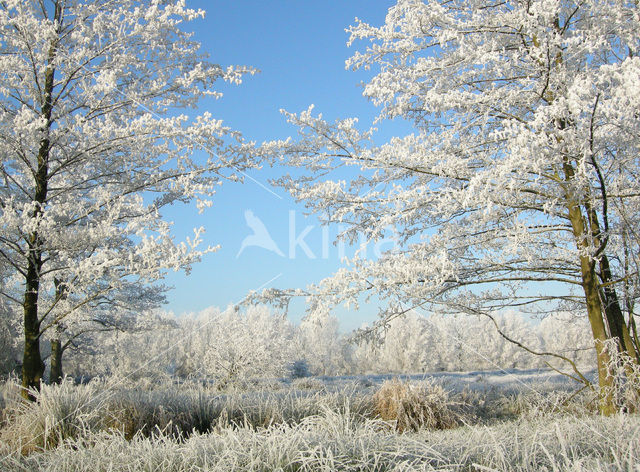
258, 0, 640, 414
0, 0, 254, 396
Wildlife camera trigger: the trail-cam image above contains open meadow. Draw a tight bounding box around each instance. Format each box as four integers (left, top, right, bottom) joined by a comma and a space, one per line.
2, 0, 640, 470
2, 369, 639, 471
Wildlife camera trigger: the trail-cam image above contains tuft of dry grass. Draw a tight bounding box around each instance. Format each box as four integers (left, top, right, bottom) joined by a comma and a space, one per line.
372, 379, 460, 431
0, 378, 373, 454
4, 409, 637, 472
0, 372, 613, 461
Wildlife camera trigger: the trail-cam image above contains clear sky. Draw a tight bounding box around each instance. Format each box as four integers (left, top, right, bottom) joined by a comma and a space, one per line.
161, 1, 402, 330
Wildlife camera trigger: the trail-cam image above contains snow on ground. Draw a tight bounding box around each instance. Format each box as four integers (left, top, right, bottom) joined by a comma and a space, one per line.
289, 367, 597, 394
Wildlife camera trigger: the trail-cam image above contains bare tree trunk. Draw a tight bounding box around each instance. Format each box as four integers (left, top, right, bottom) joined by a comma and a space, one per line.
564, 160, 616, 415
21, 146, 49, 400
20, 12, 59, 400
22, 257, 45, 400
599, 255, 639, 362
580, 255, 616, 415
50, 338, 63, 385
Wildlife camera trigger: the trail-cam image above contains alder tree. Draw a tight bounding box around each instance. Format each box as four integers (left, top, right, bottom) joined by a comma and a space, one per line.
258, 0, 640, 414
0, 0, 255, 397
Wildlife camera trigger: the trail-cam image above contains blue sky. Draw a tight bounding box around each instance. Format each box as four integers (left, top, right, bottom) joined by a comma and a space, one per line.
161, 1, 402, 330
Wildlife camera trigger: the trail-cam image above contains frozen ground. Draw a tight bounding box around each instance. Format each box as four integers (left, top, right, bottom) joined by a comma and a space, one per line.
303, 367, 597, 394
1, 368, 636, 472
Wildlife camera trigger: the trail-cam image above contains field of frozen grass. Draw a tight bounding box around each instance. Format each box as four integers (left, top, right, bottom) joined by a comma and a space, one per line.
1, 369, 638, 471
308, 367, 597, 394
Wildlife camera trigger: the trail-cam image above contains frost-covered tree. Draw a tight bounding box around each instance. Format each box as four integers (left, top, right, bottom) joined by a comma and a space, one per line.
298, 311, 353, 376
176, 306, 297, 386
0, 306, 21, 377
490, 312, 544, 369
351, 311, 558, 373
64, 310, 180, 382
260, 0, 640, 413
59, 305, 596, 379
539, 312, 595, 367
63, 305, 299, 387
45, 299, 146, 384
375, 312, 431, 373
382, 312, 545, 371
0, 0, 254, 398
0, 262, 21, 376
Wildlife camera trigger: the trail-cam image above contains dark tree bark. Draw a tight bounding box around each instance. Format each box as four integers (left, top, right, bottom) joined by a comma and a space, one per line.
22, 257, 45, 400
20, 6, 59, 399
599, 255, 639, 362
49, 338, 63, 385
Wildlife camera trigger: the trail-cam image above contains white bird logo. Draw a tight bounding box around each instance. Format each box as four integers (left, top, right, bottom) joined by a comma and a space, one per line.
236, 210, 285, 258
